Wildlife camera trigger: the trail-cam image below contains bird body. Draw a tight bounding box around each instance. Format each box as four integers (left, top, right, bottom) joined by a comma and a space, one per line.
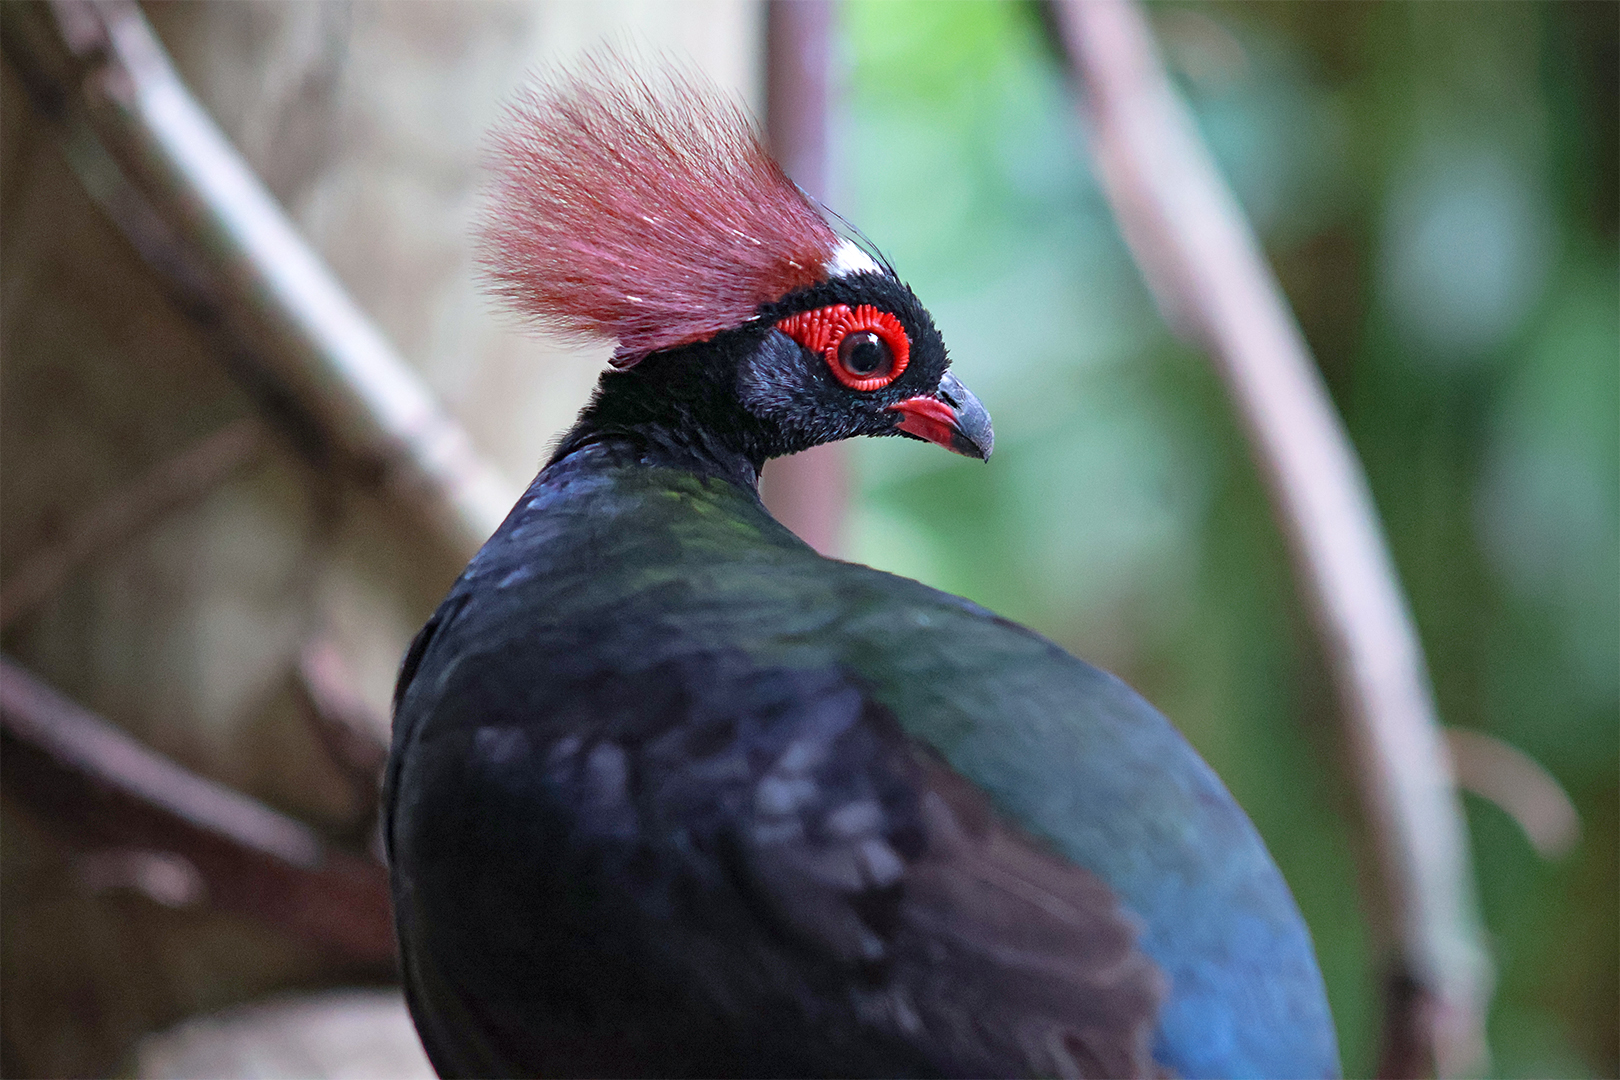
386, 57, 1339, 1079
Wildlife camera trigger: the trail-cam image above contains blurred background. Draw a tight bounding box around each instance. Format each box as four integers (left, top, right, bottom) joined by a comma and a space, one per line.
1, 1, 1613, 1077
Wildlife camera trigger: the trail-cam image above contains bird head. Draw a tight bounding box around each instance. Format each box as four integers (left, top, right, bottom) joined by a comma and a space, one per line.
479, 55, 992, 473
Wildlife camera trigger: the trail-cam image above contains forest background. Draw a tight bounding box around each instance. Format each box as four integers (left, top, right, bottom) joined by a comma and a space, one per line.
0, 2, 1613, 1076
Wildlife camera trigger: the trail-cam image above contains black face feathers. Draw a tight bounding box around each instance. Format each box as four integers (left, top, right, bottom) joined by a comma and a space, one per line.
740, 273, 953, 455
488, 54, 982, 477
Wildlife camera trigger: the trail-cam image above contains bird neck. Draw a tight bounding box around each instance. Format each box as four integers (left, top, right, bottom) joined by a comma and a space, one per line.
548, 423, 765, 494
547, 335, 778, 492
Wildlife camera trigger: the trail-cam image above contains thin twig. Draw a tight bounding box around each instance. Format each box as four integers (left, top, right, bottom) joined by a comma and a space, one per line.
295, 637, 390, 782
293, 636, 390, 845
7, 0, 511, 563
1051, 2, 1491, 1075
0, 656, 394, 963
0, 418, 266, 630
1445, 727, 1578, 860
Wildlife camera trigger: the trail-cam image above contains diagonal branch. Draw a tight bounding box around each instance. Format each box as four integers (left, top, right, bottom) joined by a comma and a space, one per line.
1051, 2, 1492, 1075
3, 0, 511, 564
0, 656, 394, 964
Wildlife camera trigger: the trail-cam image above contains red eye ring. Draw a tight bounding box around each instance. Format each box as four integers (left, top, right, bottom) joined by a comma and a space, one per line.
775, 304, 911, 391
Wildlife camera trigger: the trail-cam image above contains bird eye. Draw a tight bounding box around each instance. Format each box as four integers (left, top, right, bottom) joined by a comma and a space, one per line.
838, 332, 891, 379
775, 304, 911, 392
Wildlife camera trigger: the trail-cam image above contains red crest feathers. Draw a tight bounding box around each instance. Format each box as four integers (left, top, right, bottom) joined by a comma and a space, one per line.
479, 55, 840, 366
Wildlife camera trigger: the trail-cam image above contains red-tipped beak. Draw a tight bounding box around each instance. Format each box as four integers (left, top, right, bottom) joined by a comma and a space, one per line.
886, 371, 994, 460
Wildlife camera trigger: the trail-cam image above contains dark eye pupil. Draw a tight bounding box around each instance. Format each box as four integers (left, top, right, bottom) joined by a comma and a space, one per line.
838, 332, 891, 378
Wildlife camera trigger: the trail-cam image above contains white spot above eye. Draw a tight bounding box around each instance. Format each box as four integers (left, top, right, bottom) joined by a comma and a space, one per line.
827, 238, 882, 279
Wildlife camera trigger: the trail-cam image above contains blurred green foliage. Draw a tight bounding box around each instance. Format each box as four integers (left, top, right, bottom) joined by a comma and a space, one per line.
838, 2, 1618, 1074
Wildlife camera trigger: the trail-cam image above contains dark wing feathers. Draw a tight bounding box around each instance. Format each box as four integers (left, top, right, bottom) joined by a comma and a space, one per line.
390, 636, 1163, 1078
897, 761, 1166, 1079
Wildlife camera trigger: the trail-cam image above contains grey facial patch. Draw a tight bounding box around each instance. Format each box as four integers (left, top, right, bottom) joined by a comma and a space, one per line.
738, 331, 823, 423
737, 331, 881, 453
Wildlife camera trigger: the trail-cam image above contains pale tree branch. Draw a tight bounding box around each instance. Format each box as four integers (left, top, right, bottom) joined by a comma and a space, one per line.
0, 656, 394, 963
4, 0, 511, 565
1051, 2, 1492, 1075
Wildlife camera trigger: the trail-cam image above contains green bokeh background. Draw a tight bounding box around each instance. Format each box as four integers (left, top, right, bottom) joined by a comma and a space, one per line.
837, 3, 1618, 1075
